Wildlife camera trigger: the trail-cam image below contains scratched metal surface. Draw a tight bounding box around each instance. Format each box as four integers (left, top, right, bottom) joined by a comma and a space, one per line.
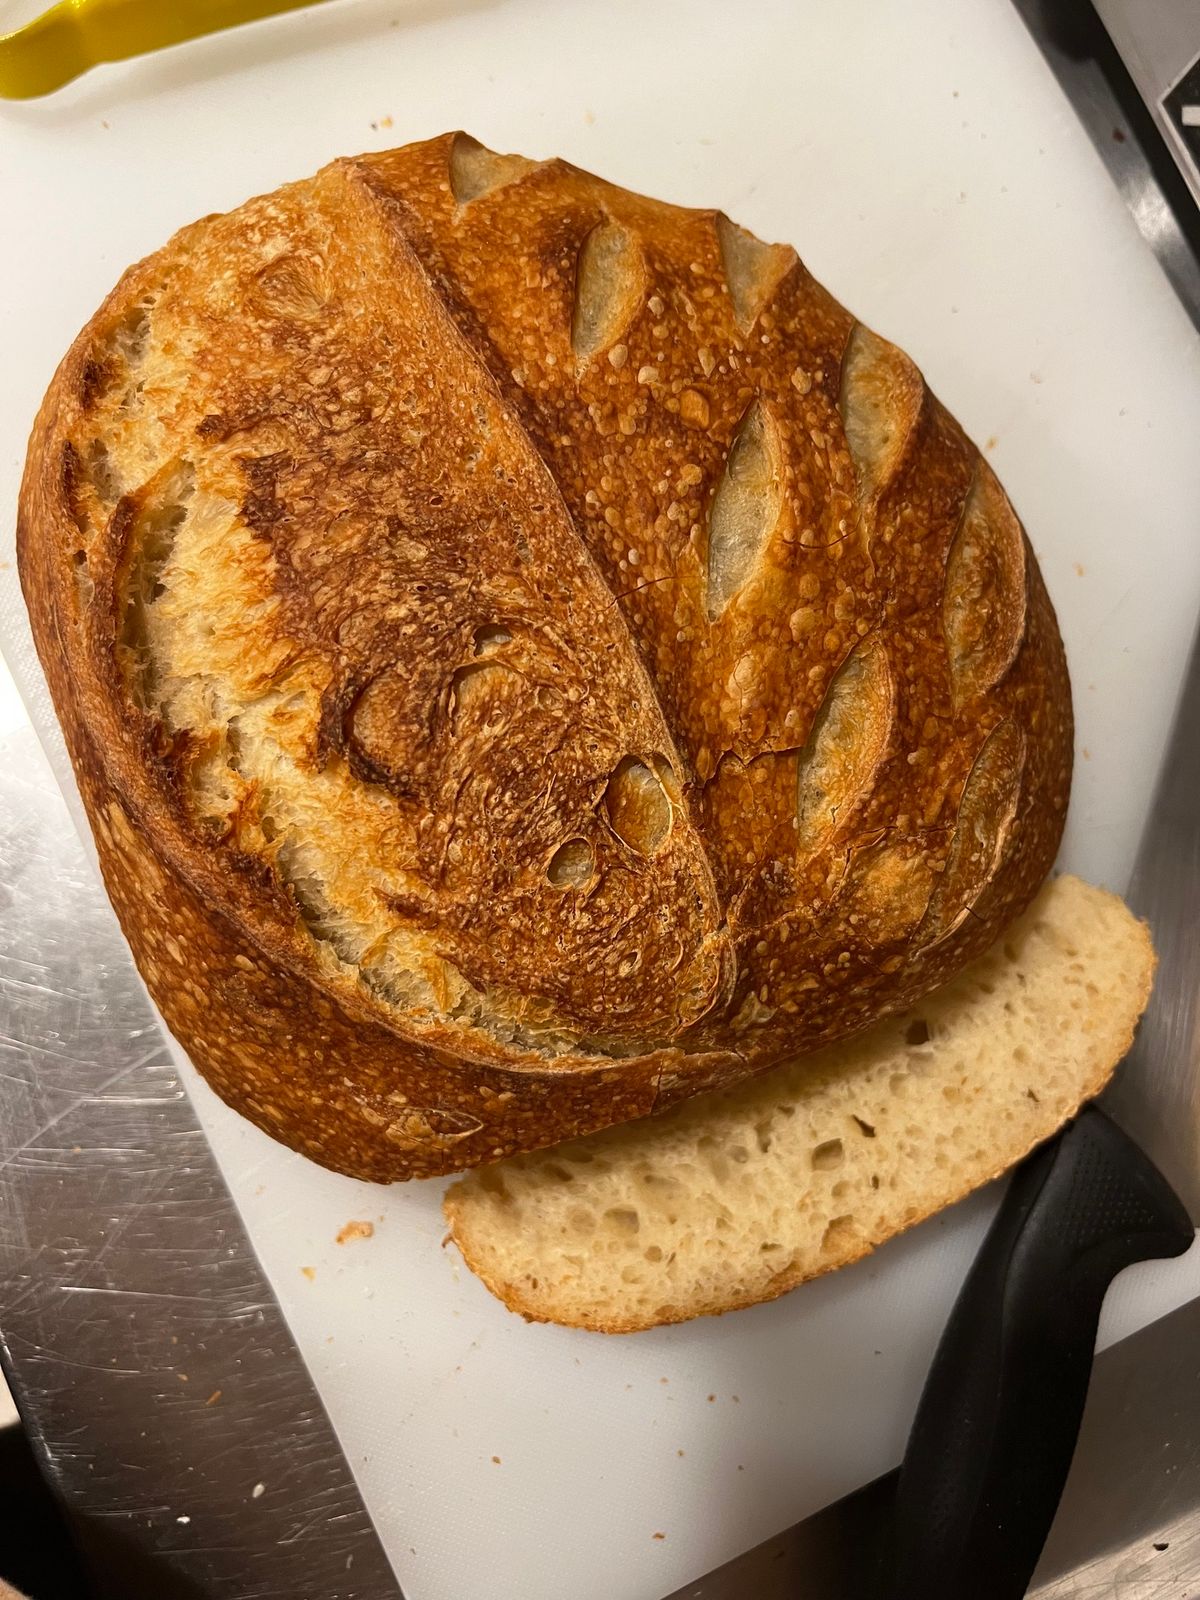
0, 712, 402, 1600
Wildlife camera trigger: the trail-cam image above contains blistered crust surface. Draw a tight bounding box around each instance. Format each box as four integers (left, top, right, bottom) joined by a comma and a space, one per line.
18, 134, 1072, 1179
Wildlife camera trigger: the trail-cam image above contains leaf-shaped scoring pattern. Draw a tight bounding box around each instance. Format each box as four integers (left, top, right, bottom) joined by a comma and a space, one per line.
838, 323, 924, 501
795, 636, 894, 853
706, 398, 785, 619
716, 214, 797, 331
943, 462, 1028, 705
571, 219, 646, 364
920, 717, 1026, 945
838, 839, 935, 946
449, 133, 536, 205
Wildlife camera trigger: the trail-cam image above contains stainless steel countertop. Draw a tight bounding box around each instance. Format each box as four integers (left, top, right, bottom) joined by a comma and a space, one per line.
2, 6, 1200, 1597
0, 707, 401, 1597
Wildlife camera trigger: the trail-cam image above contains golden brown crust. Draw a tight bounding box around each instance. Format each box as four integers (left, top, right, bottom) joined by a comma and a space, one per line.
18, 135, 1072, 1180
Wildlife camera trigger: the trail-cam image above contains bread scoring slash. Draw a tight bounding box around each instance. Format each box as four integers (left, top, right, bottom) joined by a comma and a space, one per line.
17, 134, 1071, 1181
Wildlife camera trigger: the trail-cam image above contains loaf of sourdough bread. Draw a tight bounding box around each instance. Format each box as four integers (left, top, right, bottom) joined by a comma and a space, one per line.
18, 134, 1070, 1181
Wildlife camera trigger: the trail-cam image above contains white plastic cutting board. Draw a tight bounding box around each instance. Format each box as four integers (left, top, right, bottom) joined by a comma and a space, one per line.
4, 3, 1200, 1597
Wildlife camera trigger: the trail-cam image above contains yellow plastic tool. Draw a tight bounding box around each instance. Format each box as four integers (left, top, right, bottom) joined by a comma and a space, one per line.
0, 0, 334, 99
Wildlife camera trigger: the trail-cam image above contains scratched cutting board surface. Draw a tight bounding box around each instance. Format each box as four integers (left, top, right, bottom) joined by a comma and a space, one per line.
4, 2, 1200, 1597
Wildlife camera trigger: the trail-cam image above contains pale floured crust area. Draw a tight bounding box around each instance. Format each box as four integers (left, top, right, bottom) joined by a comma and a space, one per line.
19, 135, 1072, 1180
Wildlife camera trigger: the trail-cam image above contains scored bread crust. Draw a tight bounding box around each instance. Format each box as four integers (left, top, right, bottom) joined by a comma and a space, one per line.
18, 134, 1071, 1181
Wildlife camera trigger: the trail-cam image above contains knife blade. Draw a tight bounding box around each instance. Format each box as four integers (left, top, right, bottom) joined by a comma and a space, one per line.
1102, 623, 1200, 1215
885, 624, 1200, 1600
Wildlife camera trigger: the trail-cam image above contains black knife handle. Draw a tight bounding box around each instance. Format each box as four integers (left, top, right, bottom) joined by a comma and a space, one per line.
885, 1106, 1194, 1600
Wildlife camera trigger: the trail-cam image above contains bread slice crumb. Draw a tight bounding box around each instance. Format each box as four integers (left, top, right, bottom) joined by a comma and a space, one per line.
335, 1220, 375, 1245
445, 876, 1153, 1332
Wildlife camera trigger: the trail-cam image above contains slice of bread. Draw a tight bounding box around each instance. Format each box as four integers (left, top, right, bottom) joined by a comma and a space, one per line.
444, 875, 1154, 1332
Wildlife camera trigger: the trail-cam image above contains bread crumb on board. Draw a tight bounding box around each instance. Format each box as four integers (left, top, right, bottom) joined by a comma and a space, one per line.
336, 1220, 375, 1245
300, 1266, 315, 1281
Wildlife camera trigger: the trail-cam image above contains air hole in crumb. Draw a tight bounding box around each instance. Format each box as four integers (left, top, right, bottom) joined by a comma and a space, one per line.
905, 1019, 930, 1047
605, 1206, 640, 1235
852, 1115, 876, 1138
821, 1215, 858, 1256
644, 1245, 663, 1263
811, 1139, 844, 1172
